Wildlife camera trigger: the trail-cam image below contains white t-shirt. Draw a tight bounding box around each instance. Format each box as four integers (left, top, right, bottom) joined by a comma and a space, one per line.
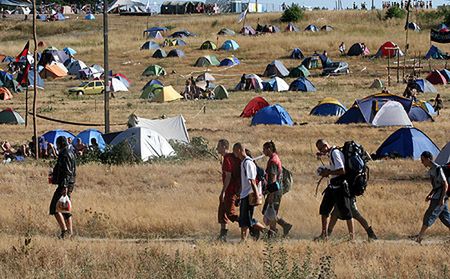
329, 147, 345, 179
240, 156, 257, 198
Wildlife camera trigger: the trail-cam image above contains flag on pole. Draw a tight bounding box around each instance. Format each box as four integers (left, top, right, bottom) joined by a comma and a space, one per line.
237, 8, 248, 23
16, 41, 30, 62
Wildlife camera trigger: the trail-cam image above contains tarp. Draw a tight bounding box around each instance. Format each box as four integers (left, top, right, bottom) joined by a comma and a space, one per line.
75, 129, 106, 151
263, 60, 289, 77
310, 97, 346, 116
436, 142, 450, 165
0, 108, 24, 124
110, 127, 175, 161
289, 77, 316, 92
240, 96, 269, 117
251, 104, 293, 126
42, 129, 75, 146
128, 114, 189, 143
375, 127, 440, 160
371, 101, 413, 127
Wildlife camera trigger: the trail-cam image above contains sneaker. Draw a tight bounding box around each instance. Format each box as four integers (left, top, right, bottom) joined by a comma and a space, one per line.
250, 227, 261, 241
367, 227, 378, 240
218, 229, 228, 242
282, 223, 293, 237
59, 229, 68, 239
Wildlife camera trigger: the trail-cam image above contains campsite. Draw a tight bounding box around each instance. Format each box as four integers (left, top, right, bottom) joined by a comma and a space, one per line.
0, 3, 450, 278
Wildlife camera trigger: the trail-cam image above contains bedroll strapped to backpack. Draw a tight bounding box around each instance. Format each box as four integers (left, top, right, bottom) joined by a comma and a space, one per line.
281, 167, 293, 194
340, 141, 370, 196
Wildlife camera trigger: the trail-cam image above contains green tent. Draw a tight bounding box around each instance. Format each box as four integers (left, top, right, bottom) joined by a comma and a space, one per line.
213, 85, 228, 100
200, 41, 217, 50
194, 55, 220, 67
0, 108, 25, 125
142, 64, 166, 76
289, 65, 310, 78
140, 84, 163, 99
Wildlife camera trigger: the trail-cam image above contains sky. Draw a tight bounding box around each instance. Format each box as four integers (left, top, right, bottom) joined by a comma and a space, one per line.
296, 0, 449, 9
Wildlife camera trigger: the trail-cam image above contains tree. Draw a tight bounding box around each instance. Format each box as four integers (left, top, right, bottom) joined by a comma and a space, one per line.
280, 4, 304, 23
385, 6, 406, 20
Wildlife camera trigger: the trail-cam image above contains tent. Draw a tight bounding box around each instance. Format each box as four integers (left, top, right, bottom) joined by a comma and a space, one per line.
440, 69, 450, 83
63, 47, 77, 56
412, 79, 437, 93
213, 85, 228, 100
289, 65, 310, 78
240, 96, 270, 117
416, 101, 437, 116
425, 45, 447, 59
436, 142, 450, 165
408, 105, 433, 122
301, 56, 320, 69
374, 41, 404, 58
321, 25, 334, 31
0, 108, 25, 124
111, 77, 129, 92
194, 55, 220, 67
40, 63, 68, 79
84, 13, 95, 20
67, 60, 87, 75
336, 92, 413, 124
304, 24, 319, 32
347, 43, 370, 56
39, 50, 69, 66
142, 79, 163, 91
141, 41, 160, 50
0, 87, 13, 100
196, 73, 215, 81
114, 74, 130, 88
0, 71, 20, 93
128, 114, 189, 143
54, 13, 65, 21
406, 22, 420, 31
146, 31, 163, 39
200, 41, 217, 50
237, 74, 264, 91
152, 48, 167, 58
285, 22, 299, 32
371, 101, 413, 127
369, 79, 384, 89
144, 27, 168, 34
240, 26, 256, 36
169, 30, 194, 38
140, 83, 163, 99
263, 60, 289, 77
290, 48, 304, 59
164, 38, 187, 47
167, 49, 185, 58
289, 77, 316, 92
219, 56, 240, 67
42, 129, 75, 146
437, 23, 449, 32
218, 28, 236, 36
251, 104, 293, 126
263, 77, 289, 92
110, 127, 175, 161
142, 64, 166, 76
75, 129, 106, 151
152, 86, 182, 102
310, 97, 346, 116
220, 40, 239, 51
375, 127, 440, 160
426, 70, 447, 85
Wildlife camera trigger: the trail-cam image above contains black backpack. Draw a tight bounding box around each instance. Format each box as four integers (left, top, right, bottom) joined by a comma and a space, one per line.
336, 141, 370, 196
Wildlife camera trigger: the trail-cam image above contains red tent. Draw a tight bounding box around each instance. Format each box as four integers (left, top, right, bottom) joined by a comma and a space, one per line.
375, 41, 403, 58
240, 96, 269, 118
0, 87, 13, 100
426, 70, 447, 85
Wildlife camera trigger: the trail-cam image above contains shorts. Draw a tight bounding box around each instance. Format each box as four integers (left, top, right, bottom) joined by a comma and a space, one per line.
423, 199, 450, 228
331, 197, 362, 220
218, 193, 239, 224
49, 183, 74, 219
262, 190, 282, 215
319, 186, 352, 220
239, 196, 257, 228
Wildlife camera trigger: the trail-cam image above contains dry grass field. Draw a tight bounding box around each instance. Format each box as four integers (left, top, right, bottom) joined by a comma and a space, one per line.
0, 10, 449, 278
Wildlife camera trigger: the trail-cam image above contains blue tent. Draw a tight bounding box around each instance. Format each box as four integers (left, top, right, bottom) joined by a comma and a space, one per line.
423, 102, 437, 115
290, 48, 304, 59
251, 104, 294, 126
375, 127, 440, 160
440, 69, 450, 83
145, 27, 168, 33
310, 98, 347, 116
289, 77, 316, 92
27, 69, 44, 89
408, 106, 433, 122
167, 49, 185, 57
63, 47, 77, 56
425, 45, 447, 59
75, 129, 106, 151
221, 40, 239, 51
142, 79, 163, 91
141, 41, 160, 50
304, 24, 319, 32
152, 49, 167, 58
336, 93, 413, 124
55, 13, 65, 21
37, 14, 47, 21
219, 57, 240, 66
42, 129, 75, 146
413, 79, 437, 93
85, 13, 95, 20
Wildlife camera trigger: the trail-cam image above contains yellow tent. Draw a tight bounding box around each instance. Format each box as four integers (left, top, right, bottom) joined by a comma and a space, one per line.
153, 86, 182, 102
317, 97, 344, 106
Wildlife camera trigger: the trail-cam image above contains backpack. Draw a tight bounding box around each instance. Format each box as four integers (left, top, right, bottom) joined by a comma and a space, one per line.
442, 163, 450, 195
281, 167, 293, 194
335, 141, 370, 197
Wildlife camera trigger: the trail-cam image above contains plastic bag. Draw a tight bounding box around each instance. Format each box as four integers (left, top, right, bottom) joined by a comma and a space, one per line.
56, 195, 72, 214
263, 203, 277, 226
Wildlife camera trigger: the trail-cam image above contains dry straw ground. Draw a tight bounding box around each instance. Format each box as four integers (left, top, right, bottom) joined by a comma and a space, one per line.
0, 10, 449, 278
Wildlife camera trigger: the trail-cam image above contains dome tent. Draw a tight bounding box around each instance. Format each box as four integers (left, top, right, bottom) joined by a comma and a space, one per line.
251, 104, 293, 126
240, 96, 269, 118
310, 98, 346, 117
371, 101, 413, 127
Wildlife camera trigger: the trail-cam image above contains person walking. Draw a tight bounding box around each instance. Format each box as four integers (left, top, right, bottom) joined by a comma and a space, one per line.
414, 151, 450, 243
216, 139, 241, 242
49, 136, 77, 239
233, 143, 265, 241
262, 141, 292, 237
315, 139, 354, 241
433, 93, 443, 115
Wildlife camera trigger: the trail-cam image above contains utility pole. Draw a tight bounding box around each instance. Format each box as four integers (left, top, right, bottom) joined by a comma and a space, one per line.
32, 0, 38, 159
103, 0, 110, 133
372, 0, 375, 10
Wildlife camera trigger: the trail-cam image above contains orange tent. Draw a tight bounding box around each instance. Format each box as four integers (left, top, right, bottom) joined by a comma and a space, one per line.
40, 63, 68, 79
0, 87, 13, 100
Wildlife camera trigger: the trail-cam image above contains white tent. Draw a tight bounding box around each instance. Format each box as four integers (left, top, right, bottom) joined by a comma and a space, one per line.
111, 77, 129, 92
271, 77, 289, 92
110, 127, 175, 161
128, 114, 189, 143
436, 142, 450, 165
108, 0, 146, 12
372, 101, 413, 127
67, 60, 87, 75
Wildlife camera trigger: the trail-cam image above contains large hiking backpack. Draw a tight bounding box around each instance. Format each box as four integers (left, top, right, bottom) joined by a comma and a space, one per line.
281, 167, 293, 194
341, 141, 370, 196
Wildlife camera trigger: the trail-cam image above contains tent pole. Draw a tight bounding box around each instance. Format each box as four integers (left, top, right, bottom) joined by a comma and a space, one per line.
32, 0, 38, 159
25, 86, 28, 127
104, 0, 110, 133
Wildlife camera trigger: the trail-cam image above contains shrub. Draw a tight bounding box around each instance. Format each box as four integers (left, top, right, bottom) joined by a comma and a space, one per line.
280, 4, 304, 23
384, 6, 406, 20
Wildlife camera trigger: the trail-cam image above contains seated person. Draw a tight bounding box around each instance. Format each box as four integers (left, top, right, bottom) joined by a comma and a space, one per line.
74, 138, 87, 156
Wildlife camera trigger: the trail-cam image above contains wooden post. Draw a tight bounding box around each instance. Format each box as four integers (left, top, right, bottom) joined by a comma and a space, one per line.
25, 86, 28, 127
387, 54, 391, 87
397, 51, 400, 83
32, 0, 38, 159
104, 0, 110, 133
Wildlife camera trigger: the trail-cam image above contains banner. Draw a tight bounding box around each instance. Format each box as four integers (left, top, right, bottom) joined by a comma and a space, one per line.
431, 29, 450, 44
237, 8, 248, 23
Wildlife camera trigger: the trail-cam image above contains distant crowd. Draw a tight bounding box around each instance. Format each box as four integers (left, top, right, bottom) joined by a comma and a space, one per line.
382, 0, 433, 9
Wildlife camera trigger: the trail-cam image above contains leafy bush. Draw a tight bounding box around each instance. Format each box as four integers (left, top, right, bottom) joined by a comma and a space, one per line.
384, 6, 406, 20
170, 137, 218, 161
280, 4, 304, 23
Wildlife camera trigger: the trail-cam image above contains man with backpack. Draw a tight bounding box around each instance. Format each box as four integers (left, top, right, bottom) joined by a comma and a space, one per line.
414, 151, 450, 244
315, 139, 354, 241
